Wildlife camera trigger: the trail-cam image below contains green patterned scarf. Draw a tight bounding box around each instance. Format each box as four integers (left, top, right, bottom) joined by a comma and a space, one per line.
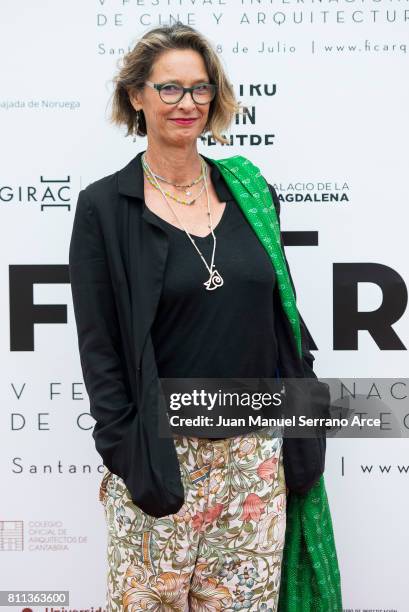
211, 155, 343, 612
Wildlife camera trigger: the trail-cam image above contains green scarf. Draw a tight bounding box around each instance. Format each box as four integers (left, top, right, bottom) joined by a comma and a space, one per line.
212, 155, 343, 611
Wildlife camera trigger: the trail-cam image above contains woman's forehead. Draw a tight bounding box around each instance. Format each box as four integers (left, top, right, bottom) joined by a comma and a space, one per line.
150, 48, 209, 80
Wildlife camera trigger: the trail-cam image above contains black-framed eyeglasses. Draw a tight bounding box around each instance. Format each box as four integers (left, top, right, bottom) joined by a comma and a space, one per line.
145, 80, 217, 105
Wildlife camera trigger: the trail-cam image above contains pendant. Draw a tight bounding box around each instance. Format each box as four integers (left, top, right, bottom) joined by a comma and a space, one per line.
204, 268, 224, 290
185, 190, 191, 196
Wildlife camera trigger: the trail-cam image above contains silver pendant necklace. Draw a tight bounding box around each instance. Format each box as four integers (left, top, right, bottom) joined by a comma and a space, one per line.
142, 154, 224, 291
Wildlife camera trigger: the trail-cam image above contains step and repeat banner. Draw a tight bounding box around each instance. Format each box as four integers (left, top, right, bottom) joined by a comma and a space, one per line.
1, 1, 408, 610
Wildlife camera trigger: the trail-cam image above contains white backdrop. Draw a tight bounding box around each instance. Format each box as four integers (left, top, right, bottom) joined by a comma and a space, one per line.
1, 1, 408, 610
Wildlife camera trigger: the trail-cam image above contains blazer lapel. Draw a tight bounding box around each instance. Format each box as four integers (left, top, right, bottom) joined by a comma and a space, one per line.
116, 152, 168, 373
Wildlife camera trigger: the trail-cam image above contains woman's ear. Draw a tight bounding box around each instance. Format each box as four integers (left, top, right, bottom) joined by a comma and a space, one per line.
127, 87, 142, 112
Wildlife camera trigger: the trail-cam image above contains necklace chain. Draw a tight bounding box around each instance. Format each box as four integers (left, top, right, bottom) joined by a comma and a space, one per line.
143, 164, 206, 205
142, 152, 224, 291
141, 154, 205, 204
142, 160, 204, 189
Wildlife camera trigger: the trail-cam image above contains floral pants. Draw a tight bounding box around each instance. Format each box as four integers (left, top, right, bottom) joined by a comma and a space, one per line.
99, 425, 286, 611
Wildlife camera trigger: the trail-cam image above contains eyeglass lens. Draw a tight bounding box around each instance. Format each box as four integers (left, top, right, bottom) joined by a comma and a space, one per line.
160, 84, 215, 103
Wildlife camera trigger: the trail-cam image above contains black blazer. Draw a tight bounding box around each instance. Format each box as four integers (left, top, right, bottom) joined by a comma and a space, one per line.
69, 149, 326, 517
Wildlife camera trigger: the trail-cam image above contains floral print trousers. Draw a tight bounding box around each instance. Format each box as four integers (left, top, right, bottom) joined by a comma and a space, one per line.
98, 425, 286, 611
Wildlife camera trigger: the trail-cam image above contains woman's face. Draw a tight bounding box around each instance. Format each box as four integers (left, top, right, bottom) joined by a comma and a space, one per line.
128, 48, 211, 147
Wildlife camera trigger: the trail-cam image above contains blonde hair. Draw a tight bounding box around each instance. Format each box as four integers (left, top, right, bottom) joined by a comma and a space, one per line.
108, 22, 242, 145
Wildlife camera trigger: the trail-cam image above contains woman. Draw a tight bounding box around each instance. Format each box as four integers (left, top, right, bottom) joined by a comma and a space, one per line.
69, 22, 336, 611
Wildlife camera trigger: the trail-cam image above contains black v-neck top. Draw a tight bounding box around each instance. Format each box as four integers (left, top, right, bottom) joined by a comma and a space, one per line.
142, 161, 279, 438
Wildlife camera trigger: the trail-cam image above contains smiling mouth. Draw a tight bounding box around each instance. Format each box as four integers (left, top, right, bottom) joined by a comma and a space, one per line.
169, 118, 198, 123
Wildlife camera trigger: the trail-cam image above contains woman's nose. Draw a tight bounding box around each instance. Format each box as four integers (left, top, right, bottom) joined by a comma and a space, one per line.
176, 91, 197, 109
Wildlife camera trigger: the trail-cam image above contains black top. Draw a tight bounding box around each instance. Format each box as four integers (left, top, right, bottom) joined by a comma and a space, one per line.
143, 180, 279, 438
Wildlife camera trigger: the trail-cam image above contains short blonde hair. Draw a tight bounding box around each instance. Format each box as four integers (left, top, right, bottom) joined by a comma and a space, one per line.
108, 22, 242, 145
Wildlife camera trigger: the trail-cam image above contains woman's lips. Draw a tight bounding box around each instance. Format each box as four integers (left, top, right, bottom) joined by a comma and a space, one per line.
169, 118, 198, 125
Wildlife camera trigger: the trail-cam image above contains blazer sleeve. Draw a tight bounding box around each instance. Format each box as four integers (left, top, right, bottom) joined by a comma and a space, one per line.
69, 188, 135, 473
267, 182, 317, 377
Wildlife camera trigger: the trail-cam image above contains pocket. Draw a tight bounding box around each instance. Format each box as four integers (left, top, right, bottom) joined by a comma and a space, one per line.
99, 466, 113, 506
